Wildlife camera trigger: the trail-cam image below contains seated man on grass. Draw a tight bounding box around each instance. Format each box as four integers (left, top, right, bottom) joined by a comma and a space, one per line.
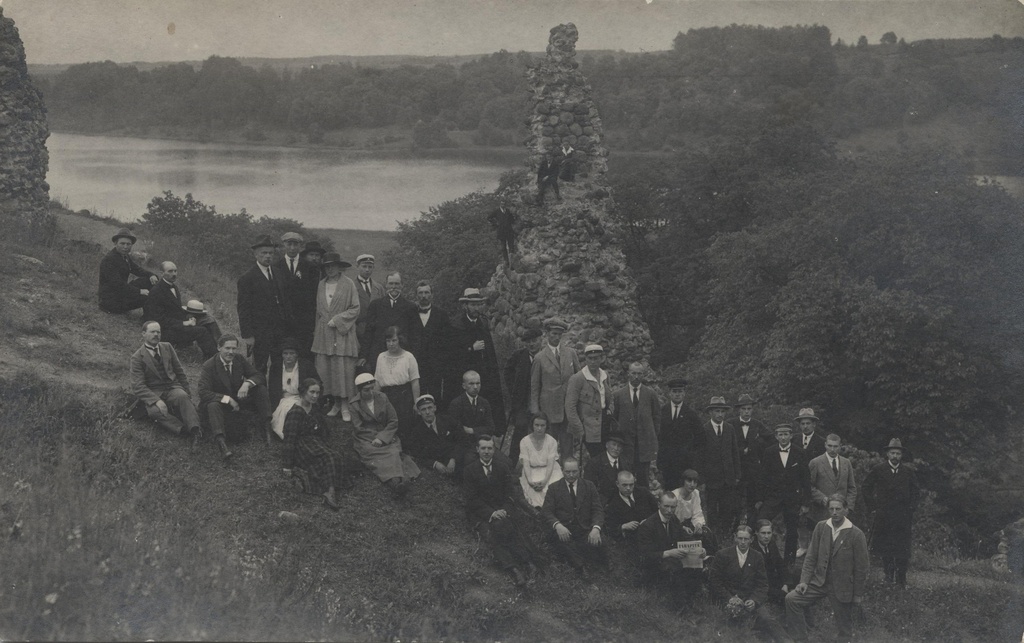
539, 457, 607, 578
98, 228, 157, 314
197, 333, 273, 460
709, 525, 789, 642
129, 320, 202, 446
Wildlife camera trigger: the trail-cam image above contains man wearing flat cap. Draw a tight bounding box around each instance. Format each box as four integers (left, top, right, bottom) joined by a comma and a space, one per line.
757, 423, 810, 566
504, 327, 545, 462
98, 228, 158, 314
237, 235, 295, 374
657, 378, 703, 491
449, 288, 504, 430
564, 344, 612, 460
354, 254, 385, 358
728, 394, 773, 525
696, 396, 743, 540
274, 232, 319, 356
144, 261, 218, 359
530, 317, 580, 460
862, 438, 919, 587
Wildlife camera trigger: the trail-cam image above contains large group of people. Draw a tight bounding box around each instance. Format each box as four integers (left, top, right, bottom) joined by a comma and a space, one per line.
108, 228, 920, 641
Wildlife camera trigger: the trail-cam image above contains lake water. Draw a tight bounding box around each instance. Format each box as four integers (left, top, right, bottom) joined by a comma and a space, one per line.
46, 133, 522, 230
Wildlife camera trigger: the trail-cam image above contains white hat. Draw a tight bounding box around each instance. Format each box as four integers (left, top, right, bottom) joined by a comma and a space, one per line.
354, 373, 376, 388
415, 394, 436, 408
584, 344, 604, 354
356, 254, 375, 264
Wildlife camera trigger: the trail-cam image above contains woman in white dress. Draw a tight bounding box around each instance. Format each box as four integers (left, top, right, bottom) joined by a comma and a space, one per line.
374, 326, 420, 426
672, 468, 718, 552
311, 252, 360, 420
518, 413, 562, 508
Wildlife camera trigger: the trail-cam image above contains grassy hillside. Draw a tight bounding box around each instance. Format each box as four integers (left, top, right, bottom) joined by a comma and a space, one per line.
0, 208, 1021, 640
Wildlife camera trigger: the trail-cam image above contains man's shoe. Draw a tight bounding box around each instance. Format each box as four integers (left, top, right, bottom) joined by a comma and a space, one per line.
323, 494, 341, 512
217, 437, 233, 461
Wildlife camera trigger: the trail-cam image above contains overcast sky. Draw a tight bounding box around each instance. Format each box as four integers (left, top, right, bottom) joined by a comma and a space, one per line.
4, 0, 1023, 65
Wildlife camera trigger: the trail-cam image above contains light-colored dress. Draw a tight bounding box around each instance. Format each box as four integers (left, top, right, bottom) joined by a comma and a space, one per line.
349, 391, 420, 482
270, 363, 301, 439
518, 434, 562, 507
375, 349, 420, 425
312, 276, 360, 398
671, 487, 707, 530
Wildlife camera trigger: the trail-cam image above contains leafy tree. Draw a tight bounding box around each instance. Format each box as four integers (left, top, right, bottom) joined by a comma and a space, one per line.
857, 35, 869, 48
881, 31, 898, 45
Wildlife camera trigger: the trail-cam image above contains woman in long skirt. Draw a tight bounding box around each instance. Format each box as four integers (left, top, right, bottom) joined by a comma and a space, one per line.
374, 326, 420, 426
311, 252, 360, 420
283, 378, 344, 510
349, 373, 419, 498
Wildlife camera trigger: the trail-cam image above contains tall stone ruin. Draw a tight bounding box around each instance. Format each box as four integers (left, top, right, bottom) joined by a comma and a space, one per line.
486, 23, 654, 378
0, 7, 50, 222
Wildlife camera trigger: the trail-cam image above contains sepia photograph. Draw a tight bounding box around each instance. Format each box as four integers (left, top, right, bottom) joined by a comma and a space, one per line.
0, 0, 1022, 640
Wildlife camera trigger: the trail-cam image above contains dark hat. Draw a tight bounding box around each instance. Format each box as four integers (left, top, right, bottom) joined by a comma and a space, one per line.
543, 317, 569, 331
794, 408, 820, 423
459, 288, 486, 303
280, 337, 301, 353
604, 432, 626, 446
300, 241, 325, 257
251, 235, 278, 250
705, 396, 731, 411
111, 228, 137, 244
883, 438, 906, 453
666, 378, 688, 390
682, 468, 701, 482
522, 328, 544, 341
774, 423, 794, 434
321, 252, 352, 268
735, 393, 758, 406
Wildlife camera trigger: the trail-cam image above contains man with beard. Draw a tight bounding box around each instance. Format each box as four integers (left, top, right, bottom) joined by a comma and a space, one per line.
406, 280, 452, 402
144, 261, 218, 359
862, 438, 919, 587
237, 235, 294, 373
449, 288, 504, 430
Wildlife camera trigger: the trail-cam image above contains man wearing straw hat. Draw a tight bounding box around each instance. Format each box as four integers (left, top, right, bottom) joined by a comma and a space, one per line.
237, 235, 294, 373
862, 438, 919, 587
98, 228, 158, 314
449, 288, 504, 430
696, 396, 742, 539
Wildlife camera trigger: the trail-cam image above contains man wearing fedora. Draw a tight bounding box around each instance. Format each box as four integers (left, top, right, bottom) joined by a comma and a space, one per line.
98, 228, 158, 314
564, 344, 612, 460
354, 254, 385, 361
862, 438, 919, 587
794, 408, 826, 461
611, 362, 661, 488
657, 378, 703, 491
757, 424, 811, 566
237, 235, 295, 374
449, 288, 504, 430
530, 317, 580, 460
504, 327, 545, 462
274, 232, 320, 356
728, 394, 773, 525
696, 396, 743, 540
130, 321, 203, 445
144, 261, 218, 359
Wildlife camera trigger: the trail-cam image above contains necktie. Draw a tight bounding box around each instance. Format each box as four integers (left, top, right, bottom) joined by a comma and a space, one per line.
715, 423, 721, 437
627, 496, 633, 508
290, 257, 297, 276
226, 362, 232, 376
569, 482, 577, 506
152, 346, 160, 361
632, 388, 639, 407
672, 404, 679, 420
612, 459, 618, 470
471, 397, 476, 408
663, 521, 670, 537
362, 280, 371, 295
390, 298, 395, 308
832, 458, 839, 477
483, 464, 491, 478
267, 267, 274, 282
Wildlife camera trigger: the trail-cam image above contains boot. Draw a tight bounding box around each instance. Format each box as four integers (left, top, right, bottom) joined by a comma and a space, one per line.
190, 426, 203, 452
217, 436, 233, 461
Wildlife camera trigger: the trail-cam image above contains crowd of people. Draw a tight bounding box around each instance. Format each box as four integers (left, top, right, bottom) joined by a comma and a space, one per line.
105, 227, 920, 642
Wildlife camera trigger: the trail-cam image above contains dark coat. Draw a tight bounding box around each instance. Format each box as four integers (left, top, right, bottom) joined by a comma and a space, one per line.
758, 444, 811, 506
709, 546, 768, 606
798, 431, 827, 461
636, 511, 689, 576
729, 417, 773, 469
400, 414, 461, 468
361, 295, 418, 362
448, 312, 504, 426
355, 277, 386, 345
98, 248, 154, 312
236, 263, 294, 340
504, 347, 534, 413
862, 462, 919, 540
694, 421, 742, 489
143, 279, 188, 334
610, 384, 662, 463
754, 539, 786, 594
273, 255, 319, 338
487, 206, 517, 237
267, 358, 320, 408
606, 488, 659, 539
447, 393, 496, 442
539, 477, 605, 533
657, 402, 704, 490
406, 304, 453, 395
463, 457, 522, 524
197, 354, 267, 406
584, 452, 624, 502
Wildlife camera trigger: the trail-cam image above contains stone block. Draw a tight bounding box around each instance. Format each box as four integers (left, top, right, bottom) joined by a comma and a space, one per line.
559, 111, 575, 124
569, 123, 583, 136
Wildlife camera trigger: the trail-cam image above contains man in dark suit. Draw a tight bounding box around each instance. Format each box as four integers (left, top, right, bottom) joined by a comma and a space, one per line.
447, 370, 497, 471
610, 362, 661, 487
862, 438, 919, 587
449, 288, 504, 430
753, 519, 790, 605
487, 201, 518, 267
361, 271, 418, 364
197, 334, 273, 459
584, 433, 628, 503
657, 378, 703, 491
353, 254, 385, 365
144, 261, 217, 359
728, 393, 772, 525
129, 321, 202, 444
757, 424, 811, 566
407, 280, 452, 403
536, 153, 561, 204
605, 470, 659, 547
237, 235, 294, 374
504, 328, 544, 462
695, 396, 743, 541
464, 434, 539, 587
273, 232, 320, 356
530, 317, 580, 459
400, 394, 460, 476
794, 408, 826, 460
98, 228, 157, 313
539, 457, 607, 576
710, 525, 788, 641
636, 491, 704, 604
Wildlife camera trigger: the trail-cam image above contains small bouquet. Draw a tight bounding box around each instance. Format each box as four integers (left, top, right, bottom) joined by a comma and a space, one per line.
725, 596, 746, 619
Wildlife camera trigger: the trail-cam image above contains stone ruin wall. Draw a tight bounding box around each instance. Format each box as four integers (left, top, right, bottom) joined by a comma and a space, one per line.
486, 23, 654, 381
0, 7, 50, 222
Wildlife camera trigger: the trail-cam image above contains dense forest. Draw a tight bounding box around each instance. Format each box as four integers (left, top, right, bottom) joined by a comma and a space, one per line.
37, 26, 1024, 168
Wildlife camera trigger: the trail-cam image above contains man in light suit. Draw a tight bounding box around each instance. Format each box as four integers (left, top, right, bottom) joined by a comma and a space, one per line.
353, 254, 386, 365
610, 362, 661, 487
564, 344, 611, 460
237, 235, 294, 374
757, 424, 811, 566
539, 457, 607, 577
786, 494, 868, 643
808, 434, 858, 524
530, 317, 580, 458
144, 261, 218, 359
129, 321, 202, 444
198, 334, 273, 459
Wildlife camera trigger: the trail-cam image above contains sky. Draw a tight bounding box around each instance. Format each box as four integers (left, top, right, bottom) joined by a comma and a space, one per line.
3, 0, 1024, 65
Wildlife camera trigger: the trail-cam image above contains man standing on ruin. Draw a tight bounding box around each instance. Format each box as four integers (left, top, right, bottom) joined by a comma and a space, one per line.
487, 199, 518, 267
98, 228, 158, 314
530, 317, 579, 460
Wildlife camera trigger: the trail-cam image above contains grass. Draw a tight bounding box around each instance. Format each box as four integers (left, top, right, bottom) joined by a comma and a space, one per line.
2, 207, 1023, 640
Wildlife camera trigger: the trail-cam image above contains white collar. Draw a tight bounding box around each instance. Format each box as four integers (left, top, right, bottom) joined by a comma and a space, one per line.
829, 517, 853, 538
582, 366, 606, 384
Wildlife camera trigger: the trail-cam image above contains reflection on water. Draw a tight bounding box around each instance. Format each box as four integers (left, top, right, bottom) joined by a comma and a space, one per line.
47, 133, 520, 230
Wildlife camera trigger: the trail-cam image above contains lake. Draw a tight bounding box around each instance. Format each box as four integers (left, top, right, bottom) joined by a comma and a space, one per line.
46, 133, 522, 230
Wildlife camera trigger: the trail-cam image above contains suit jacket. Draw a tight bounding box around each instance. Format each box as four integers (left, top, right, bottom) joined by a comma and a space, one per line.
197, 354, 267, 406
636, 511, 689, 573
236, 263, 293, 339
267, 358, 320, 408
400, 414, 461, 467
754, 539, 786, 593
808, 453, 859, 521
584, 452, 625, 501
710, 546, 768, 606
564, 367, 609, 443
130, 342, 189, 405
273, 255, 319, 326
361, 295, 418, 362
464, 457, 522, 524
447, 393, 495, 441
694, 421, 742, 489
504, 347, 534, 412
862, 462, 919, 524
539, 477, 604, 534
355, 277, 386, 340
758, 444, 811, 506
610, 384, 661, 462
798, 432, 827, 460
530, 343, 580, 422
606, 488, 659, 539
407, 305, 452, 386
728, 417, 773, 469
800, 520, 869, 602
98, 248, 154, 311
448, 312, 501, 386
657, 402, 704, 489
143, 279, 189, 336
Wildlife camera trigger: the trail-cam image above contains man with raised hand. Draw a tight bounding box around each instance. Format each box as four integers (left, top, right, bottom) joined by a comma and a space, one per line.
98, 228, 157, 314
